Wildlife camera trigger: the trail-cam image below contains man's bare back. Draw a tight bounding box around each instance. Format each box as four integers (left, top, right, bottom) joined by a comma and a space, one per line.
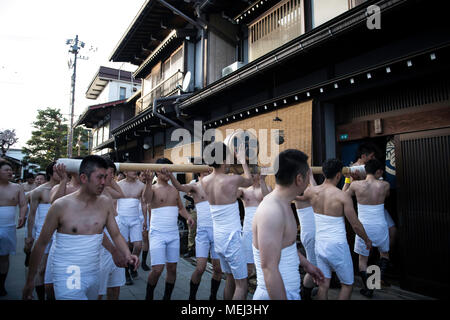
348, 178, 390, 205
306, 184, 349, 217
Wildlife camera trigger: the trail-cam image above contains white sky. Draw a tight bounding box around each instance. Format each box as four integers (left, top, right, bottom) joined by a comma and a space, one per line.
0, 0, 146, 148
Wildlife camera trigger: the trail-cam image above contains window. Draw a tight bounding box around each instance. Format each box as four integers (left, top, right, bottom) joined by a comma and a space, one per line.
312, 0, 367, 27
103, 122, 110, 142
248, 0, 304, 62
120, 87, 126, 100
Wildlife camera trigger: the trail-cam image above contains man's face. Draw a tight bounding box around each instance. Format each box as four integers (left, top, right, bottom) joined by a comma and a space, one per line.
27, 177, 35, 185
138, 173, 146, 183
84, 167, 106, 195
156, 170, 169, 182
126, 171, 137, 179
0, 164, 13, 181
362, 152, 376, 164
35, 175, 46, 186
117, 173, 125, 181
105, 168, 115, 186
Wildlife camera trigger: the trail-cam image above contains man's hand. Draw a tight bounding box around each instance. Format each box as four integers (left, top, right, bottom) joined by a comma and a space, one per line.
365, 239, 372, 251
17, 216, 26, 229
54, 163, 68, 181
111, 249, 128, 268
304, 262, 325, 285
142, 221, 148, 232
143, 169, 154, 183
127, 255, 140, 271
236, 143, 247, 165
187, 216, 195, 229
22, 281, 34, 300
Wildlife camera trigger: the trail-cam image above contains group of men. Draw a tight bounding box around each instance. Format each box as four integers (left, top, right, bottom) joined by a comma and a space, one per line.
0, 140, 395, 300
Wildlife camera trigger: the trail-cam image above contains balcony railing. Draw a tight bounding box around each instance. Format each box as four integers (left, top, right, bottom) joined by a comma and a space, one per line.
136, 71, 184, 114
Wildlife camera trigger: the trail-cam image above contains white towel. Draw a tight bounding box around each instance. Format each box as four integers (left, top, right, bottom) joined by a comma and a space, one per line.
117, 198, 141, 217
297, 206, 316, 239
195, 201, 213, 228
314, 213, 347, 243
210, 202, 242, 235
357, 203, 387, 227
150, 206, 179, 232
253, 242, 300, 294
243, 206, 257, 233
0, 206, 16, 227
35, 203, 52, 229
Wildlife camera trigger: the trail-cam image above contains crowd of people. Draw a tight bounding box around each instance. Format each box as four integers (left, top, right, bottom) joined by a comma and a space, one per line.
0, 142, 395, 300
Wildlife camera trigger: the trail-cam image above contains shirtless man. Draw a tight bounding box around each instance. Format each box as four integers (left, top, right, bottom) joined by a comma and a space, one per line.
294, 168, 318, 300
22, 155, 139, 300
34, 173, 47, 186
98, 158, 128, 300
25, 162, 59, 300
253, 149, 324, 300
304, 158, 372, 300
138, 171, 150, 272
117, 169, 149, 283
0, 159, 27, 296
22, 173, 38, 267
237, 173, 271, 278
164, 168, 223, 300
145, 158, 195, 300
22, 173, 37, 193
201, 142, 253, 300
346, 159, 390, 297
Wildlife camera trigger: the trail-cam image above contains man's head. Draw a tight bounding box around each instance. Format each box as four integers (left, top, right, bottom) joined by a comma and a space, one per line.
24, 172, 35, 184
117, 172, 125, 181
322, 159, 344, 184
0, 159, 13, 181
156, 158, 173, 182
356, 143, 376, 164
79, 155, 108, 195
138, 171, 146, 183
204, 142, 230, 169
35, 173, 47, 186
46, 161, 59, 182
365, 159, 384, 179
274, 149, 310, 193
104, 158, 117, 186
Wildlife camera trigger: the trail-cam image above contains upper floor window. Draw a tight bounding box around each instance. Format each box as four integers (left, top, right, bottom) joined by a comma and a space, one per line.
312, 0, 367, 27
120, 87, 126, 100
248, 0, 305, 62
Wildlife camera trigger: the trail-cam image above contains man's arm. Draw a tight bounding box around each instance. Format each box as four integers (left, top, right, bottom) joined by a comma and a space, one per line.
177, 194, 195, 228
164, 169, 195, 194
236, 143, 253, 188
105, 179, 125, 200
342, 193, 372, 250
17, 184, 27, 228
50, 164, 69, 203
141, 198, 147, 231
142, 170, 154, 204
256, 205, 286, 300
23, 202, 60, 299
260, 175, 271, 197
298, 251, 325, 285
345, 182, 356, 197
25, 189, 40, 248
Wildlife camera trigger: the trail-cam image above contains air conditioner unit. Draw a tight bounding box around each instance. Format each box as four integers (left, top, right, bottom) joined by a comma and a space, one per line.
222, 61, 245, 77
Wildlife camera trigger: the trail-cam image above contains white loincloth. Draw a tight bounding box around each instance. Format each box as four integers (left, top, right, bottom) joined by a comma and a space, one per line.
243, 206, 258, 264
34, 203, 52, 254
117, 198, 142, 243
210, 202, 247, 279
99, 218, 125, 296
314, 213, 354, 285
52, 232, 103, 300
384, 208, 395, 228
0, 206, 17, 255
296, 206, 317, 266
354, 203, 389, 256
149, 206, 180, 265
252, 242, 301, 300
194, 201, 217, 259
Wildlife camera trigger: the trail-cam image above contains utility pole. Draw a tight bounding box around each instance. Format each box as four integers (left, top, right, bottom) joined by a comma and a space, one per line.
66, 35, 85, 158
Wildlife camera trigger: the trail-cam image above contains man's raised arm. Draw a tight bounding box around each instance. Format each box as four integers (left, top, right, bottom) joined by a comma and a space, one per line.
142, 170, 154, 204
163, 168, 195, 194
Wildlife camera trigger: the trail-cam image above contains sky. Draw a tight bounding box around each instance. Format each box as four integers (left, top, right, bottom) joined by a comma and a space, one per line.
0, 0, 146, 149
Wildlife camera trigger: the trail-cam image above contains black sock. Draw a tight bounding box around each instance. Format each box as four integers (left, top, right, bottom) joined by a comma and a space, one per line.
0, 273, 7, 295
35, 285, 45, 301
145, 282, 156, 300
301, 286, 313, 301
359, 271, 369, 289
24, 252, 30, 267
142, 251, 148, 264
163, 281, 175, 300
189, 280, 200, 300
209, 278, 221, 300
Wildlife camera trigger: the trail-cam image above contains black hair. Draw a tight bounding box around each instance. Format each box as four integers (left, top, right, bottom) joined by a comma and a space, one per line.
104, 158, 116, 174
356, 143, 376, 160
322, 158, 344, 179
365, 159, 384, 175
156, 157, 173, 165
79, 155, 108, 178
24, 172, 35, 180
0, 159, 12, 170
36, 172, 46, 180
274, 149, 309, 186
204, 142, 229, 168
45, 161, 56, 181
